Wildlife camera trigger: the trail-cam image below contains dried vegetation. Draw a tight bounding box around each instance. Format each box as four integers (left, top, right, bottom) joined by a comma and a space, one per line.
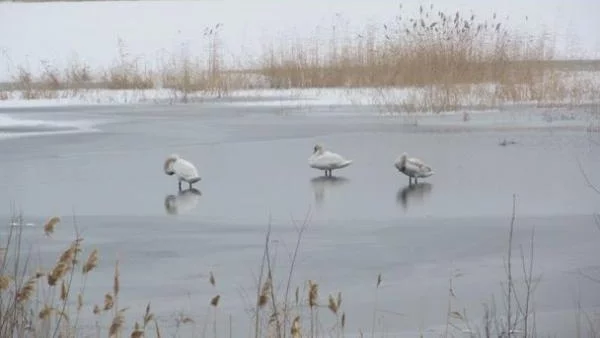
0, 213, 160, 338
1, 5, 599, 110
1, 195, 599, 338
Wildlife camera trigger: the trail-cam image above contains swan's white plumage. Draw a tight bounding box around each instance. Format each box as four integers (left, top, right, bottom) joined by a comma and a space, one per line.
308, 144, 352, 175
164, 154, 201, 187
394, 152, 434, 181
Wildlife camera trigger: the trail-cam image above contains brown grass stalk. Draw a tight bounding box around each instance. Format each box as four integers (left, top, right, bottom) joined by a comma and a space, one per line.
0, 199, 590, 338
254, 222, 271, 338
43, 216, 60, 237
281, 208, 311, 338
506, 194, 516, 336
2, 5, 599, 110
308, 279, 318, 338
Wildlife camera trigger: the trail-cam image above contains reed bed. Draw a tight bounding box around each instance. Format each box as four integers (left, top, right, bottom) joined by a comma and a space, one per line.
2, 201, 598, 338
257, 5, 600, 111
2, 5, 600, 110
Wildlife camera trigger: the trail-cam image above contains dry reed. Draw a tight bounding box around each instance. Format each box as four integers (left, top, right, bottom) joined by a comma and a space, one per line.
0, 198, 594, 338
2, 5, 599, 110
44, 216, 60, 236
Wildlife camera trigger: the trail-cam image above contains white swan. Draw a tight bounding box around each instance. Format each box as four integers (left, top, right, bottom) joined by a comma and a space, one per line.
308, 144, 353, 177
164, 154, 201, 190
394, 152, 434, 184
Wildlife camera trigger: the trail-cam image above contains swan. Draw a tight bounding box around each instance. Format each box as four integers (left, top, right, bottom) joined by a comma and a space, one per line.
164, 154, 201, 190
394, 152, 434, 184
308, 144, 353, 177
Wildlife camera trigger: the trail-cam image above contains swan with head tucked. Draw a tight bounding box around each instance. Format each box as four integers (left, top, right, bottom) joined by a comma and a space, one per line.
308, 144, 353, 177
394, 152, 434, 184
164, 154, 201, 190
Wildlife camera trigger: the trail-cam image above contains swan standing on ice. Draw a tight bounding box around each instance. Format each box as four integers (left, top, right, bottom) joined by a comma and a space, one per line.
308, 144, 353, 177
394, 152, 434, 184
164, 154, 201, 190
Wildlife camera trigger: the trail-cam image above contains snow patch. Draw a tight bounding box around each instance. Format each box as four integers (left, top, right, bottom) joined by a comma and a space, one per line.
0, 112, 105, 141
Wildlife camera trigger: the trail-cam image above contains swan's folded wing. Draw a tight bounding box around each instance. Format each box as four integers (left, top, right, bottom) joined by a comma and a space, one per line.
173, 159, 200, 180
322, 152, 351, 166
408, 158, 431, 171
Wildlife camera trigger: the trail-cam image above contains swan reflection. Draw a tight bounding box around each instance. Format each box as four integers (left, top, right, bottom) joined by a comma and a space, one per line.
164, 188, 202, 215
397, 183, 433, 210
310, 176, 350, 206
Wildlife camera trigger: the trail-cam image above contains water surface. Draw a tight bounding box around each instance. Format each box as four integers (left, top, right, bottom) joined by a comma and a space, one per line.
0, 101, 599, 337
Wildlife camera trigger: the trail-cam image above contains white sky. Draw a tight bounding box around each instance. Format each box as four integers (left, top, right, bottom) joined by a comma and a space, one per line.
0, 0, 598, 81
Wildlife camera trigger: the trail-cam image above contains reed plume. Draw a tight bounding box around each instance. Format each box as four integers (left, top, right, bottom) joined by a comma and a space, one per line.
82, 249, 99, 275
0, 275, 12, 291
43, 216, 60, 236
16, 276, 38, 303
108, 309, 126, 338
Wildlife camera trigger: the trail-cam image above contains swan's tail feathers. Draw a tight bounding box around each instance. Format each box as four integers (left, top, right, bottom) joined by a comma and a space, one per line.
188, 177, 202, 184
339, 160, 353, 168
419, 168, 434, 177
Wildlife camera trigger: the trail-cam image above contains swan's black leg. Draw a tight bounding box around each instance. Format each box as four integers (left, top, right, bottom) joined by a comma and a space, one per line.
178, 181, 182, 191
189, 182, 192, 189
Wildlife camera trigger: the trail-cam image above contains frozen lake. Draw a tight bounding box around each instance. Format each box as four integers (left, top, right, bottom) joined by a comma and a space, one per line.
1, 98, 599, 337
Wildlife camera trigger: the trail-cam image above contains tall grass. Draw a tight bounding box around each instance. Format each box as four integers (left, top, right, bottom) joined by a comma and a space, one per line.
2, 198, 598, 338
0, 213, 161, 338
2, 5, 600, 108
258, 5, 600, 111
260, 5, 534, 88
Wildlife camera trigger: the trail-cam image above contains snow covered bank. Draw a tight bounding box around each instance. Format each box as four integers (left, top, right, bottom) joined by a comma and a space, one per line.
2, 79, 600, 116
0, 111, 106, 141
